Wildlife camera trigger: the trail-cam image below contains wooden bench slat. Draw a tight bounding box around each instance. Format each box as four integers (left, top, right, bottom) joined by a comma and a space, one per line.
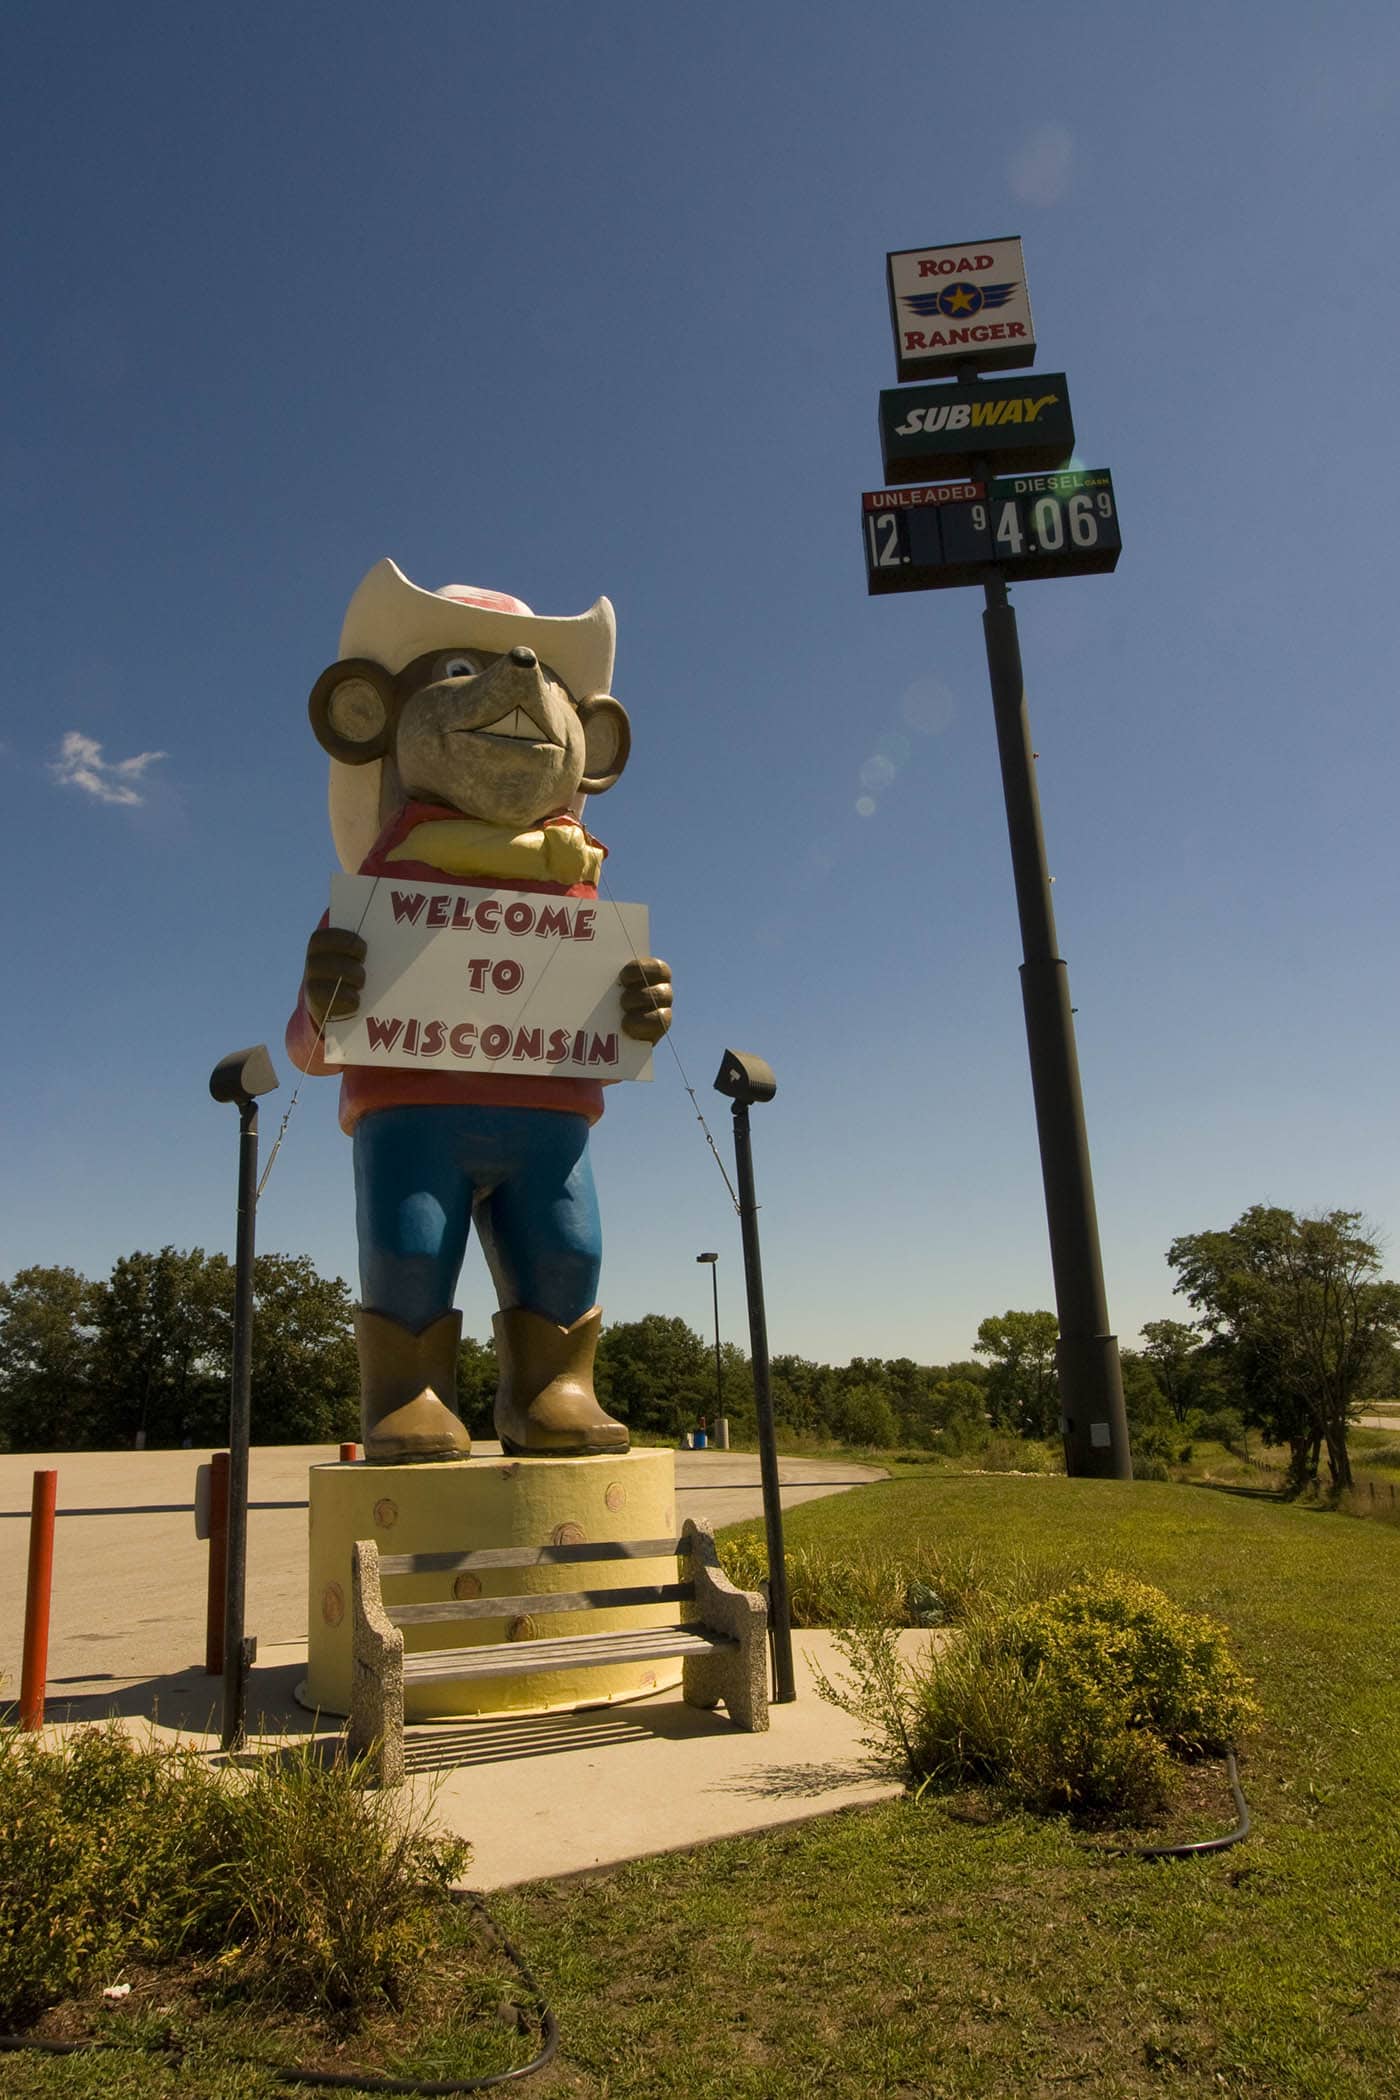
379, 1537, 686, 1577
402, 1624, 733, 1684
389, 1581, 693, 1626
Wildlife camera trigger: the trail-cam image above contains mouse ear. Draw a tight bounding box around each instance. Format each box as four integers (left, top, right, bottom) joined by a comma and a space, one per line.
308, 658, 397, 764
576, 694, 631, 794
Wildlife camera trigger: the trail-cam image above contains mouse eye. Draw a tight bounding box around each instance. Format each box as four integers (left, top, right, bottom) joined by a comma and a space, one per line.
439, 653, 480, 679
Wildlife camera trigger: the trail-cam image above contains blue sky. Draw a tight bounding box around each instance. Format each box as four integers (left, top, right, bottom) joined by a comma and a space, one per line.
5, 1, 1398, 1369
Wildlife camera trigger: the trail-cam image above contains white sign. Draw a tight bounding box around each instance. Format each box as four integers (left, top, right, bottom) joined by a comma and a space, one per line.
321, 875, 654, 1081
886, 237, 1035, 380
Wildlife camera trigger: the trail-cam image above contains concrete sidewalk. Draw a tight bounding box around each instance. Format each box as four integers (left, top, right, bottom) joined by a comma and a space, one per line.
396, 1628, 938, 1888
2, 1443, 915, 1887
24, 1625, 934, 1890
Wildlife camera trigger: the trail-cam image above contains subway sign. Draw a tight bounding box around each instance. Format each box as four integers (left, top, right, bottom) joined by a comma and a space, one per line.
861, 470, 1121, 593
887, 237, 1035, 380
879, 373, 1074, 483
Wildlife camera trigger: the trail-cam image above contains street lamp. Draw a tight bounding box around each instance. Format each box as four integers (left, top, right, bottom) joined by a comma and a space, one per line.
696, 1253, 723, 1441
209, 1043, 279, 1752
713, 1049, 794, 1704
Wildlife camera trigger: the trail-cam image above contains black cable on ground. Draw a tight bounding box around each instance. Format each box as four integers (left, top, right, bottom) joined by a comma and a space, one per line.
0, 1888, 558, 2097
0, 1754, 1255, 2086
1121, 1749, 1250, 1861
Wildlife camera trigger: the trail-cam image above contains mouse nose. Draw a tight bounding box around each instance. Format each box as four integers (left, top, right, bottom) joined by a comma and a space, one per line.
509, 646, 537, 668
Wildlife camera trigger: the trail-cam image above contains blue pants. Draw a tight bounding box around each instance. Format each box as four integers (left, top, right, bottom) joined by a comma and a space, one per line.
354, 1105, 601, 1333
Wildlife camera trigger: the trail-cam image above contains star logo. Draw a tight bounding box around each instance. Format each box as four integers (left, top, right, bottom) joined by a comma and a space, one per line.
903, 281, 1019, 319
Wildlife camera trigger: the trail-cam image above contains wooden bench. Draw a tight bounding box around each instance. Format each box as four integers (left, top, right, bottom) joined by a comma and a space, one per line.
348, 1516, 768, 1785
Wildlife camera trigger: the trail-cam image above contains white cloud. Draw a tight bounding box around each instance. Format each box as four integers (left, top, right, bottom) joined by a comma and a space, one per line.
1009, 125, 1075, 207
50, 731, 168, 807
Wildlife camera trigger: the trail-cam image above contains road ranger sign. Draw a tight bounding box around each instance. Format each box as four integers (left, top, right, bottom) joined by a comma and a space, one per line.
887, 237, 1035, 381
861, 469, 1121, 594
879, 372, 1074, 483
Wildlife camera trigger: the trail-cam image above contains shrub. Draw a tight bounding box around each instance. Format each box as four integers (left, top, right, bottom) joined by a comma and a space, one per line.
1193, 1405, 1248, 1455
0, 1724, 468, 2030
1003, 1578, 1255, 1755
0, 1725, 233, 2025
934, 1414, 989, 1458
814, 1572, 1257, 1826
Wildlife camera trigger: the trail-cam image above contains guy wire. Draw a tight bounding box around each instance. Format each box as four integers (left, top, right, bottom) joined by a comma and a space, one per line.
598, 873, 742, 1218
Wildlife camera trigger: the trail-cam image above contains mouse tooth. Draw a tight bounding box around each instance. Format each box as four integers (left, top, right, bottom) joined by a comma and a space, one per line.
492, 707, 539, 740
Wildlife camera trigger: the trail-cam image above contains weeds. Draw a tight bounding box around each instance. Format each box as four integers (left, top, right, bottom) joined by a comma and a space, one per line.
977, 1433, 1063, 1474
718, 1526, 1093, 1629
0, 1724, 469, 2031
717, 1531, 1005, 1628
1353, 1438, 1400, 1468
210, 1743, 469, 2016
1314, 1477, 1400, 1528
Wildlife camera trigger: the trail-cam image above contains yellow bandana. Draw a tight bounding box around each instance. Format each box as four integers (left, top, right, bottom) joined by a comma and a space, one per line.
386, 816, 604, 887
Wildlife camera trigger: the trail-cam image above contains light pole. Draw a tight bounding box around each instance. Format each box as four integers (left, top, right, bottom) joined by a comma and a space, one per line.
714, 1049, 795, 1703
209, 1043, 279, 1751
696, 1252, 723, 1438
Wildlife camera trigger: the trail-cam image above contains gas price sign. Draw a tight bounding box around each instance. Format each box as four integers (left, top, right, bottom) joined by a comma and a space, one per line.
862, 469, 1120, 594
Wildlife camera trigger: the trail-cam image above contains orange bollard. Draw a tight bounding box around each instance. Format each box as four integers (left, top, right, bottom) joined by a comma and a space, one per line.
20, 1470, 58, 1731
339, 1441, 358, 1463
205, 1451, 230, 1675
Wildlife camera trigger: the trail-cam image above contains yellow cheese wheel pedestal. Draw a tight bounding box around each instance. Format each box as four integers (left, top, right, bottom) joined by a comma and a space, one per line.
300, 1448, 680, 1719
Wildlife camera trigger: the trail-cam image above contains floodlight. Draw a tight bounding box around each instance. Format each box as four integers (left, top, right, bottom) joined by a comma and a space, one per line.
712, 1049, 776, 1107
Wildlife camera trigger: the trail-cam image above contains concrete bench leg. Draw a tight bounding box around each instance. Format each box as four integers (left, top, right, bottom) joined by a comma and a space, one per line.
681, 1649, 724, 1713
682, 1645, 767, 1730
681, 1518, 770, 1732
349, 1539, 406, 1788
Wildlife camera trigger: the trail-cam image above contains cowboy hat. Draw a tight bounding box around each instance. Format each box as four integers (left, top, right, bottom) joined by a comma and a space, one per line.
325, 559, 616, 872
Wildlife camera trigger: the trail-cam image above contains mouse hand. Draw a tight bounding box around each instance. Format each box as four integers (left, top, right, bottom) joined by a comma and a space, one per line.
619, 956, 672, 1043
303, 926, 368, 1026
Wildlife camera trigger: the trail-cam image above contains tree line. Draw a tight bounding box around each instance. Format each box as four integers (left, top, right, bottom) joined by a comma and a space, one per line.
0, 1250, 360, 1451
965, 1210, 1400, 1490
2, 1207, 1395, 1475
0, 1251, 1005, 1454
0, 1251, 998, 1455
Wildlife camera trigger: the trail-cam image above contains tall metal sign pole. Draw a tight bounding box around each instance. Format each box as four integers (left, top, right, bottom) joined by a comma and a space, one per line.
866, 238, 1131, 1480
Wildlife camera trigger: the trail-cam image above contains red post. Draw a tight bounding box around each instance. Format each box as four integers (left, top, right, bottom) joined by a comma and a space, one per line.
205, 1451, 230, 1676
20, 1470, 58, 1732
339, 1442, 358, 1463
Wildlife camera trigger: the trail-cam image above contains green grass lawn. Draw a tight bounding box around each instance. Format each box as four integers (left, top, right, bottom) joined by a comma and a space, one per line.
7, 1474, 1400, 2097
503, 1477, 1400, 2099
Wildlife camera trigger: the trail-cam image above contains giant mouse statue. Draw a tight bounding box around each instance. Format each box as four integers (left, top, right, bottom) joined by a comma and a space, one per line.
286, 560, 672, 1464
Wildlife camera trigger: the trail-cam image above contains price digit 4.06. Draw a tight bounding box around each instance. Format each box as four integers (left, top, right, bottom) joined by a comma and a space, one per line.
994, 502, 1024, 557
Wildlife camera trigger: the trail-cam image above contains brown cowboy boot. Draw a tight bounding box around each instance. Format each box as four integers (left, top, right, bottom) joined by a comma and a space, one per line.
492, 1305, 629, 1456
357, 1307, 472, 1463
